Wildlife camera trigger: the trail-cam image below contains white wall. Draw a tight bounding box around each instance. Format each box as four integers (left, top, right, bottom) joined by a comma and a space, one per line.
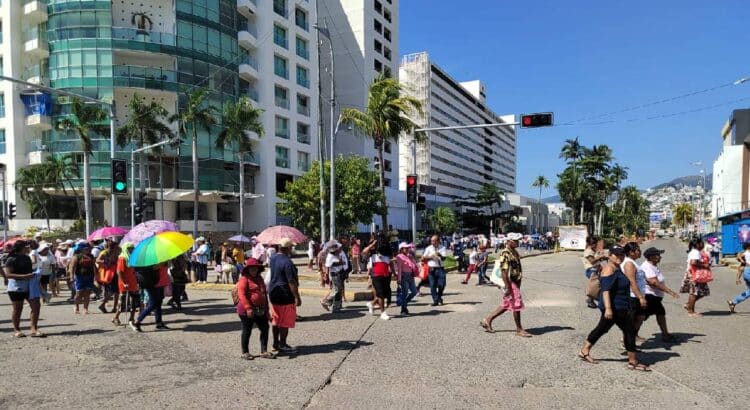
712, 144, 744, 217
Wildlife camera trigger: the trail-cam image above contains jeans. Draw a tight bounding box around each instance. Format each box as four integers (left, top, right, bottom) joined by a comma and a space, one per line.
732, 269, 750, 305
324, 273, 344, 311
400, 274, 417, 311
711, 252, 720, 265
136, 287, 164, 324
196, 263, 208, 282
171, 284, 185, 309
239, 313, 270, 354
478, 264, 489, 283
586, 308, 636, 352
428, 267, 446, 303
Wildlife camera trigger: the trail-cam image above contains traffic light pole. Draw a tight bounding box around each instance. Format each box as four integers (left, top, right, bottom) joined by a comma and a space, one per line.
130, 138, 180, 227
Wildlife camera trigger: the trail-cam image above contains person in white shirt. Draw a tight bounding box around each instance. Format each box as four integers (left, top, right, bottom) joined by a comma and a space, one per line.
679, 238, 711, 317
420, 235, 447, 306
320, 241, 348, 312
639, 247, 680, 342
461, 248, 479, 285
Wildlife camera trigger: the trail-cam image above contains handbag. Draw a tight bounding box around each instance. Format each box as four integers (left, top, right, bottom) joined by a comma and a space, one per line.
690, 267, 714, 284
489, 259, 505, 289
585, 271, 601, 299
252, 306, 267, 317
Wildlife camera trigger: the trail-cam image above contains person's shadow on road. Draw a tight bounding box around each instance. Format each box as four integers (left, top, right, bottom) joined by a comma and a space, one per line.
639, 332, 704, 351
526, 325, 575, 335
286, 340, 374, 358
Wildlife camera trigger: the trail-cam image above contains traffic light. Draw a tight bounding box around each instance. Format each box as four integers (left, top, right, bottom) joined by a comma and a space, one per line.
520, 112, 553, 128
111, 159, 128, 195
416, 194, 426, 211
8, 203, 16, 219
406, 174, 418, 203
134, 192, 147, 223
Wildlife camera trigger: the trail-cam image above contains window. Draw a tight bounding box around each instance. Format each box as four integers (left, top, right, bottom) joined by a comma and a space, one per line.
374, 59, 383, 72
295, 8, 308, 31
273, 24, 288, 49
374, 39, 382, 53
0, 94, 4, 118
384, 28, 391, 41
275, 146, 290, 168
384, 9, 392, 23
374, 19, 382, 34
384, 46, 391, 60
384, 178, 391, 188
276, 173, 294, 193
296, 65, 309, 88
384, 141, 391, 154
297, 122, 310, 144
374, 1, 382, 13
297, 94, 310, 116
296, 37, 309, 59
274, 85, 289, 109
274, 55, 288, 78
384, 159, 392, 172
297, 151, 310, 172
273, 0, 287, 18
0, 129, 5, 154
275, 116, 290, 139
384, 66, 392, 77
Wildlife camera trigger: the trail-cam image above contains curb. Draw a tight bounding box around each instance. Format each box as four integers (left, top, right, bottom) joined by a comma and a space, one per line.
187, 282, 372, 302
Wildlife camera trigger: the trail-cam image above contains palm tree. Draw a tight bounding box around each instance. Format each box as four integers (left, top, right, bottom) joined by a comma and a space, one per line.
15, 164, 54, 231
169, 88, 218, 238
57, 98, 109, 236
673, 203, 694, 234
340, 74, 423, 230
215, 97, 264, 235
45, 154, 82, 219
559, 137, 583, 224
116, 94, 173, 200
431, 206, 458, 234
531, 175, 550, 233
471, 182, 505, 233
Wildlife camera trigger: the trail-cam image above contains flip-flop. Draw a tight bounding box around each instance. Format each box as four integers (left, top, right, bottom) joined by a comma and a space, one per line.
578, 350, 598, 364
627, 362, 652, 372
479, 319, 493, 333
727, 300, 736, 313
29, 331, 46, 338
515, 331, 532, 338
13, 332, 26, 338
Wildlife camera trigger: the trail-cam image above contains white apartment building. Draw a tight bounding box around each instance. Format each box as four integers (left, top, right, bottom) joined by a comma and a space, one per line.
398, 52, 517, 204
240, 0, 320, 231
317, 0, 408, 230
712, 109, 750, 219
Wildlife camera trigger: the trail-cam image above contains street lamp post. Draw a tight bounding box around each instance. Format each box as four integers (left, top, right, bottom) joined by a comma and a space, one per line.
131, 138, 181, 227
314, 22, 337, 240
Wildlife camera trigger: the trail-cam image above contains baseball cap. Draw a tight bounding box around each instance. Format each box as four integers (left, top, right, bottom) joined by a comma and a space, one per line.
643, 247, 665, 258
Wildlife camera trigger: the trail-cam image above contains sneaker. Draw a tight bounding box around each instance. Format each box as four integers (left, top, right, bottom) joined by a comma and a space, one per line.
98, 305, 108, 314
400, 308, 409, 316
366, 301, 374, 315
129, 321, 142, 332
430, 302, 438, 307
155, 323, 170, 330
380, 312, 390, 321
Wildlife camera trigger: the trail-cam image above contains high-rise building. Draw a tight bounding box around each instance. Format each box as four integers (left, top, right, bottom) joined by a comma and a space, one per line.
0, 0, 318, 233
398, 52, 517, 205
317, 0, 408, 229
712, 108, 750, 219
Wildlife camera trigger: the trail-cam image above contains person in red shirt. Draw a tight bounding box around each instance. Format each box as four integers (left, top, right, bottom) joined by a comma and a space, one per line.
113, 243, 140, 327
237, 258, 275, 360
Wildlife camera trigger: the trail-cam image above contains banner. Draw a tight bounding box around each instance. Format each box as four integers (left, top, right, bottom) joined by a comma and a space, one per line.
558, 225, 587, 250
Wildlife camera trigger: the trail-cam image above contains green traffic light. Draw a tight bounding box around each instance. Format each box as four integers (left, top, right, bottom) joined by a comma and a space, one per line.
115, 181, 127, 191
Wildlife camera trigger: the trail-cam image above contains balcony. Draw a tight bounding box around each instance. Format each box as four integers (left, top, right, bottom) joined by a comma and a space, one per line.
239, 55, 259, 81
24, 1, 48, 24
23, 65, 48, 86
237, 0, 257, 17
24, 28, 49, 59
27, 140, 49, 165
26, 113, 52, 131
113, 65, 180, 92
238, 22, 258, 49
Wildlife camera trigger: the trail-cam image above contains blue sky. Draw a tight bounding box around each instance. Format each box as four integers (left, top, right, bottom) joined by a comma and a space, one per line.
399, 0, 750, 199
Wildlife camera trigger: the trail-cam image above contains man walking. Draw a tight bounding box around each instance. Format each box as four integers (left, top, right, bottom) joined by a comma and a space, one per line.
421, 235, 447, 306
268, 238, 301, 354
321, 241, 348, 312
480, 233, 532, 337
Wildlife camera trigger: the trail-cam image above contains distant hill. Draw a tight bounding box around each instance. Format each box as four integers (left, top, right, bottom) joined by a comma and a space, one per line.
542, 195, 561, 203
652, 174, 712, 191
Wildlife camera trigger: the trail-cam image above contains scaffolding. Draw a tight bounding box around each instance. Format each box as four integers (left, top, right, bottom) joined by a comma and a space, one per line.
399, 52, 431, 188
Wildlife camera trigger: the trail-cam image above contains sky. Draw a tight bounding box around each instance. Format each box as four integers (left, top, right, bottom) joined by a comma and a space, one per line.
399, 0, 750, 199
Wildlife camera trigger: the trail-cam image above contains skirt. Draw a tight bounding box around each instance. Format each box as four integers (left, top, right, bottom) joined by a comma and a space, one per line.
679, 271, 710, 297
74, 275, 96, 292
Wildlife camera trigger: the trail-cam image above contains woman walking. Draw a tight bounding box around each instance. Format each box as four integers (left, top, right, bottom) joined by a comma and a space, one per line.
5, 241, 44, 337
728, 242, 750, 313
37, 243, 56, 303
113, 242, 140, 327
237, 258, 275, 360
680, 238, 711, 317
582, 237, 607, 308
640, 247, 680, 341
69, 243, 96, 314
578, 247, 650, 371
96, 238, 120, 314
131, 263, 170, 331
363, 235, 395, 320
395, 242, 418, 315
168, 255, 189, 311
621, 242, 647, 342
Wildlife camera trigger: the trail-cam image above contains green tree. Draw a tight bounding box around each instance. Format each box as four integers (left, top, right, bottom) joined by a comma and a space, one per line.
45, 154, 82, 219
431, 206, 458, 235
559, 137, 583, 224
531, 175, 550, 233
673, 203, 694, 232
340, 74, 423, 230
57, 98, 109, 236
169, 88, 218, 237
15, 164, 55, 231
278, 155, 384, 239
609, 186, 649, 235
461, 182, 505, 233
116, 93, 173, 197
215, 97, 264, 234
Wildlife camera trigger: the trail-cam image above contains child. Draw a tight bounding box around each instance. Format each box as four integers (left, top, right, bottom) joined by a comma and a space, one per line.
461, 248, 479, 284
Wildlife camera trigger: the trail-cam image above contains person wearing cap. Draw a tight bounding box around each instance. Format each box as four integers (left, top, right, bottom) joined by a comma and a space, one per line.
191, 237, 209, 284
5, 241, 44, 337
237, 258, 275, 360
267, 238, 300, 354
37, 243, 56, 304
421, 235, 448, 306
113, 242, 140, 328
480, 233, 531, 337
69, 242, 96, 314
395, 242, 418, 315
320, 241, 349, 312
579, 246, 650, 371
640, 247, 679, 342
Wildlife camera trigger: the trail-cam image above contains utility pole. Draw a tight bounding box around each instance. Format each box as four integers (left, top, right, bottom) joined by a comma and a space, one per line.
315, 21, 337, 240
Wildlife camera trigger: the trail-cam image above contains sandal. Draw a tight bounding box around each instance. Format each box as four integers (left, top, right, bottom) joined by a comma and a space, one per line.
515, 331, 532, 338
728, 300, 736, 313
259, 352, 276, 359
13, 331, 26, 338
626, 362, 652, 372
479, 319, 493, 333
112, 318, 121, 326
29, 331, 46, 338
241, 353, 255, 361
578, 350, 598, 364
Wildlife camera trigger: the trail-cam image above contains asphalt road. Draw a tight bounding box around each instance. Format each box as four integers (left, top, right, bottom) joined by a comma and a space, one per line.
1, 238, 747, 409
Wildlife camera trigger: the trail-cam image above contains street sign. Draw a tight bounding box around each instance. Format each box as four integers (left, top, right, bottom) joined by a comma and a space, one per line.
419, 184, 436, 195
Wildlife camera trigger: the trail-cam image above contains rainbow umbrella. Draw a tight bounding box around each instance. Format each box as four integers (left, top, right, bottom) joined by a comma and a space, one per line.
88, 226, 129, 242
129, 231, 194, 267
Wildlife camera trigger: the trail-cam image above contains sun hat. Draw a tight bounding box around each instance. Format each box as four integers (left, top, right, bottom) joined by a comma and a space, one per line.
196, 236, 206, 242
278, 237, 295, 248
245, 257, 263, 268
507, 233, 523, 241
73, 242, 91, 252
38, 243, 50, 252
326, 240, 341, 252
64, 239, 75, 245
398, 242, 411, 250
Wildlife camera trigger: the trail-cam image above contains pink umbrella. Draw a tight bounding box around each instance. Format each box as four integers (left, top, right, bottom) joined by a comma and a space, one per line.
256, 225, 308, 245
88, 226, 129, 242
122, 220, 179, 245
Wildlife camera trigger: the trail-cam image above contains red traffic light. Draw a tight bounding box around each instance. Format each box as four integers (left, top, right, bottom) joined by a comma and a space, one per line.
407, 175, 417, 186
520, 112, 553, 128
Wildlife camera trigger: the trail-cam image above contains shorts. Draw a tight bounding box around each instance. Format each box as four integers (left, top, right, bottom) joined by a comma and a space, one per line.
8, 291, 30, 302
270, 303, 296, 328
40, 275, 51, 286
629, 297, 649, 317
74, 275, 96, 292
372, 275, 391, 299
56, 268, 67, 279
120, 292, 141, 311
501, 282, 524, 312
644, 294, 666, 318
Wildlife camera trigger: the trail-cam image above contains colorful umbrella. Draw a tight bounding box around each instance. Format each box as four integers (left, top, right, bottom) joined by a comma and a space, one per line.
122, 220, 179, 245
256, 225, 308, 245
88, 226, 129, 242
228, 234, 252, 243
0, 236, 26, 248
129, 231, 194, 267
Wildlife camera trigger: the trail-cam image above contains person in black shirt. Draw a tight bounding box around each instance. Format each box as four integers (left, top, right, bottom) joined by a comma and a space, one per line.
5, 241, 41, 337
